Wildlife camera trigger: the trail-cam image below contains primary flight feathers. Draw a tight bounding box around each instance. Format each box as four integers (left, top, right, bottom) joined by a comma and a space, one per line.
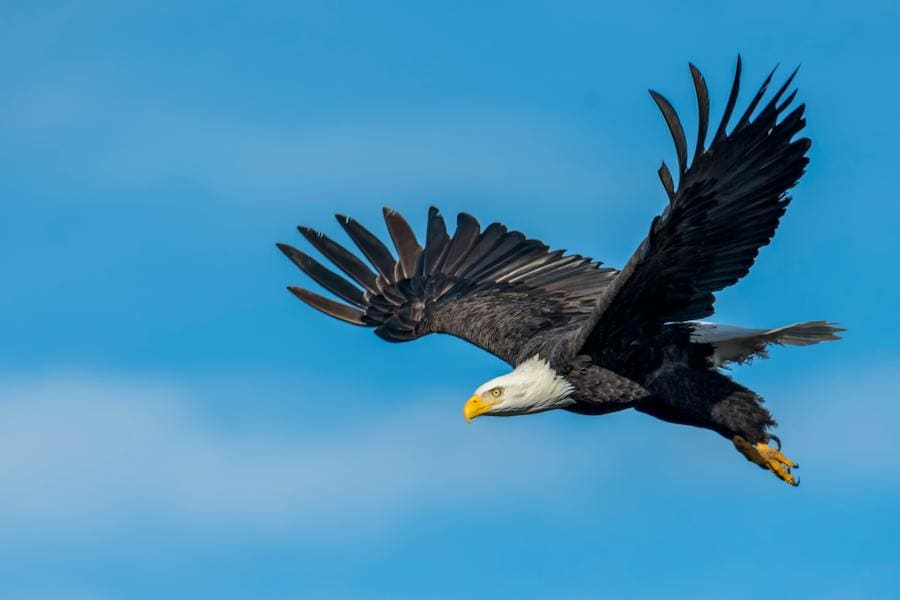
278, 207, 617, 362
573, 57, 810, 357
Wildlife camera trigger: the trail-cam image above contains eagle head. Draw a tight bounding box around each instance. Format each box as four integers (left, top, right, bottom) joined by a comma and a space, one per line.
463, 355, 574, 421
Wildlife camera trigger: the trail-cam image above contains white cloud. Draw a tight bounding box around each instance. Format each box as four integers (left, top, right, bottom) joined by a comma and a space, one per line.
0, 364, 895, 548
0, 373, 618, 544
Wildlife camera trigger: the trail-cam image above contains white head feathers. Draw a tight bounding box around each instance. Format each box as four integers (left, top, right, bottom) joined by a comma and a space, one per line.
473, 355, 574, 416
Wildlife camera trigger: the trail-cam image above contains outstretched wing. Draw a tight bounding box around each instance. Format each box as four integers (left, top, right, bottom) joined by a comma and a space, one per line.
571, 57, 810, 359
278, 207, 617, 365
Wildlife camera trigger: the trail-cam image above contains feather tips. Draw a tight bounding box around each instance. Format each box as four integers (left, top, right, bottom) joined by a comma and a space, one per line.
422, 206, 450, 276
658, 161, 676, 203
383, 208, 422, 280
287, 286, 366, 325
689, 63, 710, 159
277, 243, 366, 307
442, 213, 481, 274
735, 65, 777, 130
649, 90, 689, 175
298, 226, 378, 293
336, 214, 397, 280
714, 55, 742, 143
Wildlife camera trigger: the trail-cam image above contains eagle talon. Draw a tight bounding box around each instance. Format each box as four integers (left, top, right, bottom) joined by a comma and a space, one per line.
733, 435, 800, 486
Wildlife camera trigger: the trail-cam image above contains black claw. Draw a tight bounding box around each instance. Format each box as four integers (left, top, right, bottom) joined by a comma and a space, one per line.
793, 462, 800, 469
791, 476, 800, 487
768, 434, 782, 450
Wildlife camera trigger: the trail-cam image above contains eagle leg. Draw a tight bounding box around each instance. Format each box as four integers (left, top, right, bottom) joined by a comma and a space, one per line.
732, 435, 800, 486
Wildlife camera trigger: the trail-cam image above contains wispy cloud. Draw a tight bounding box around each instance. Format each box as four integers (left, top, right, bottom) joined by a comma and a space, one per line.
0, 373, 616, 545
1, 364, 895, 548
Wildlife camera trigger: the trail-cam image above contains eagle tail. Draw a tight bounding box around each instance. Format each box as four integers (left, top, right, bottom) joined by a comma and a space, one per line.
688, 320, 845, 367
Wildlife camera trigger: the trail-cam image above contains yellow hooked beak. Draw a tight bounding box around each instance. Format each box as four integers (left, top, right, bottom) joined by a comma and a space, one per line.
464, 395, 498, 423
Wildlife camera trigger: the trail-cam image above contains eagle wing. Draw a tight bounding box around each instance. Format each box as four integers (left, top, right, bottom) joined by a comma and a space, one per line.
567, 58, 811, 360
279, 207, 617, 365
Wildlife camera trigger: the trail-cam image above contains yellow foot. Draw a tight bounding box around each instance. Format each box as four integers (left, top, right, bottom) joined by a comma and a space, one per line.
732, 435, 800, 486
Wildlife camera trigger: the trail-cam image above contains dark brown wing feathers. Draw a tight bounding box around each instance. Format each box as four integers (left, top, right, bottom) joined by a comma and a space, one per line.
335, 215, 396, 280
574, 58, 811, 358
280, 207, 617, 364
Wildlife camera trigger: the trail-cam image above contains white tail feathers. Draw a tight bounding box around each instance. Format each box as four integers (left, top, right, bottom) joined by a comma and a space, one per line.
689, 320, 845, 367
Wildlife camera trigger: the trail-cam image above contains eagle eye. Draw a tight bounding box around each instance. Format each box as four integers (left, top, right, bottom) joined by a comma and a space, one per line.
489, 387, 503, 398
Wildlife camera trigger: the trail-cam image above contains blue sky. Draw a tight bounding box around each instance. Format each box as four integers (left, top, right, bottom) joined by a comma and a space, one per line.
2, 1, 899, 597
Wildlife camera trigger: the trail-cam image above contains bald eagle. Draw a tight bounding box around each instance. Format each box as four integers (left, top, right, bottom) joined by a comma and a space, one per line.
277, 58, 843, 486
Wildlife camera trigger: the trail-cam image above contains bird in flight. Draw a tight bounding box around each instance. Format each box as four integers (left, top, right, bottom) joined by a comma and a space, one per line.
277, 57, 843, 486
